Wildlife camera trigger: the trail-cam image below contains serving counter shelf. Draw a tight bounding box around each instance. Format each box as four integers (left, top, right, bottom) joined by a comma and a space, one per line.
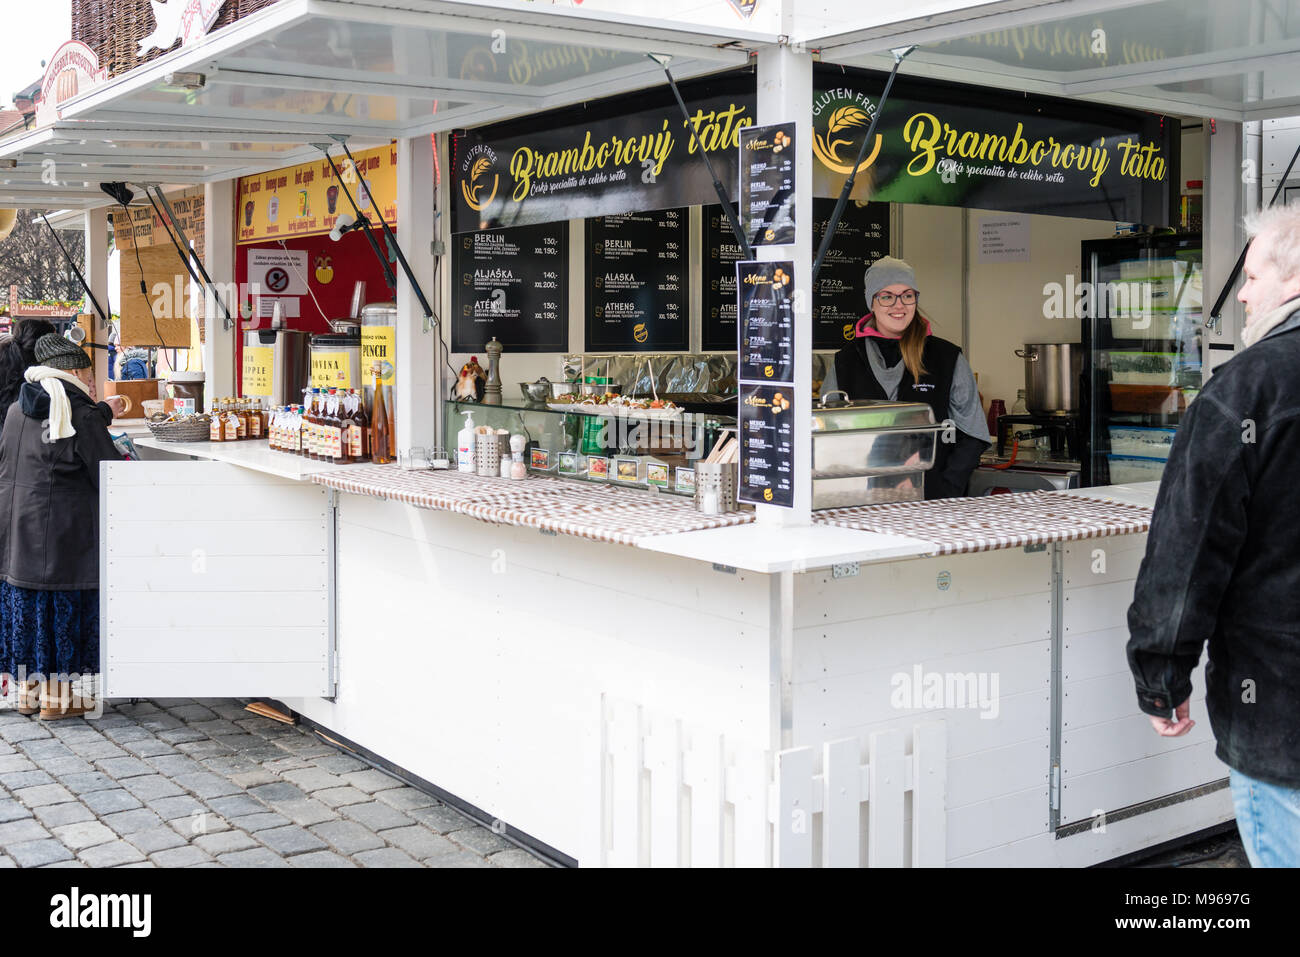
132, 435, 380, 481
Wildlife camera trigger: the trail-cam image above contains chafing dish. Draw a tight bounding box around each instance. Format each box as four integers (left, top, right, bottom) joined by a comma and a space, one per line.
812, 398, 944, 509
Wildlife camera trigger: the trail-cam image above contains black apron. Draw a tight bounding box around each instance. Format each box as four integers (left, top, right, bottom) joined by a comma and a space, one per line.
832, 335, 964, 499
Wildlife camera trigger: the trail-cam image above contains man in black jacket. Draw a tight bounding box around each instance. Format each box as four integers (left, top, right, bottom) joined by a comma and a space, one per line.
1127, 205, 1300, 867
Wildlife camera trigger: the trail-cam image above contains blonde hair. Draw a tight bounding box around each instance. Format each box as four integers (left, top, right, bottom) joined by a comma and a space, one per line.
864, 309, 930, 381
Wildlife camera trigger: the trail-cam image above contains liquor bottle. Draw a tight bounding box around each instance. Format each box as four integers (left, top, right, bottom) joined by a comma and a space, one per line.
222, 399, 239, 442
209, 398, 225, 442
325, 388, 343, 463
347, 389, 369, 463
334, 389, 353, 465
247, 396, 263, 441
370, 373, 393, 464
235, 396, 249, 440
306, 390, 321, 460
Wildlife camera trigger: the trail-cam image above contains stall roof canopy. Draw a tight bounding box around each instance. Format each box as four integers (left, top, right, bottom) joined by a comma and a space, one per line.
0, 0, 760, 210
4, 0, 1295, 212
805, 0, 1300, 123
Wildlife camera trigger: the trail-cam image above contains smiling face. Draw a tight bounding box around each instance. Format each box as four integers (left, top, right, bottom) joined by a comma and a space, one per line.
870, 283, 918, 338
1239, 229, 1300, 323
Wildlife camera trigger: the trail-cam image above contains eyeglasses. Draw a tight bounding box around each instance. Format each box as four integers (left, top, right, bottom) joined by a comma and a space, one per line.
874, 291, 918, 306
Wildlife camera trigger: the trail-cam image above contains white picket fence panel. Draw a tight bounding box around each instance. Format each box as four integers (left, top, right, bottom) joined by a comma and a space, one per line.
587, 696, 947, 867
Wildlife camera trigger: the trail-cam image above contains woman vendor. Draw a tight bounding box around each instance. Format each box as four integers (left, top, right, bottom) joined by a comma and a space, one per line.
821, 257, 991, 499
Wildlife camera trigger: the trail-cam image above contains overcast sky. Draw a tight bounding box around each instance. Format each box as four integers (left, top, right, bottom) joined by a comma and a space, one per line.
0, 2, 72, 109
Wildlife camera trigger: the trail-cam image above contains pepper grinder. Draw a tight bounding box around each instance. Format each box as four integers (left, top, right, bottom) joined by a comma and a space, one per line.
483, 337, 503, 405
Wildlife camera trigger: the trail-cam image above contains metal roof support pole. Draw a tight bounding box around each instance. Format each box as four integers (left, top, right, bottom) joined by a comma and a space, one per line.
84, 210, 110, 387
202, 178, 237, 407
753, 37, 813, 527
394, 133, 439, 451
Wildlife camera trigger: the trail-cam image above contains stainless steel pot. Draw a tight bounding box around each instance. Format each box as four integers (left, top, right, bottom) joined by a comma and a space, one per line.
1015, 343, 1082, 413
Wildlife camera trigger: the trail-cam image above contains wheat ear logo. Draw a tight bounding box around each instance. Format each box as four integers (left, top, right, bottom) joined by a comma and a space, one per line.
813, 104, 883, 175
462, 155, 499, 212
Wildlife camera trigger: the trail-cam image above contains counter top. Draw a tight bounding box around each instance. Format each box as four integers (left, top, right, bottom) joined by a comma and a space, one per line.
311, 466, 755, 546
812, 489, 1153, 556
134, 436, 375, 481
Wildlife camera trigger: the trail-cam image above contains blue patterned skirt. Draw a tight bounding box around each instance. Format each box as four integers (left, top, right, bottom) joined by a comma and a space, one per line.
0, 582, 99, 678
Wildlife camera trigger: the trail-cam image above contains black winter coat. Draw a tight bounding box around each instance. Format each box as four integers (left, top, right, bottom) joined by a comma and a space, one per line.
0, 381, 123, 590
1127, 303, 1300, 787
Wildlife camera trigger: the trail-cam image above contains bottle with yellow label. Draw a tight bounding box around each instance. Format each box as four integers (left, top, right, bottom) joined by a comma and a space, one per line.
210, 400, 225, 442
222, 399, 240, 442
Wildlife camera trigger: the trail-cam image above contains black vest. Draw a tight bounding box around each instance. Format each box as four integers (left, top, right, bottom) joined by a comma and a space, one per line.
833, 335, 963, 498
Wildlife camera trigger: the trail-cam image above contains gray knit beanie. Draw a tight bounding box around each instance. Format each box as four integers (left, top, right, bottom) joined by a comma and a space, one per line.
34, 333, 91, 371
863, 256, 919, 306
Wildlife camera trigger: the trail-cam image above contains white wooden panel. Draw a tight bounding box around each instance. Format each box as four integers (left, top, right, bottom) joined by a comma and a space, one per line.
1062, 712, 1218, 775
732, 750, 769, 867
1064, 669, 1209, 733
795, 590, 1050, 683
106, 520, 328, 557
1060, 743, 1229, 826
105, 660, 328, 699
775, 747, 814, 867
108, 484, 326, 522
912, 722, 947, 868
795, 640, 1050, 735
822, 737, 860, 868
796, 548, 1050, 629
105, 556, 327, 591
1062, 627, 1134, 683
946, 738, 1050, 809
946, 786, 1049, 860
685, 731, 724, 868
108, 627, 326, 663
1062, 535, 1147, 586
866, 730, 905, 867
102, 461, 330, 699
109, 591, 325, 628
646, 718, 683, 868
608, 700, 642, 868
1063, 580, 1140, 634
578, 695, 606, 868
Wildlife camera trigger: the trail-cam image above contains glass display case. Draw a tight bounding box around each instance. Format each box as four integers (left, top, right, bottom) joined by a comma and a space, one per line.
1080, 233, 1202, 487
444, 397, 735, 495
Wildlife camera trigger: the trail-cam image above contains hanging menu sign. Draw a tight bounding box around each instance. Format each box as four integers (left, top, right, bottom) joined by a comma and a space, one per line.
812, 198, 891, 349
740, 123, 796, 248
452, 221, 569, 353
738, 384, 795, 508
702, 205, 746, 352
585, 209, 688, 352
737, 261, 795, 383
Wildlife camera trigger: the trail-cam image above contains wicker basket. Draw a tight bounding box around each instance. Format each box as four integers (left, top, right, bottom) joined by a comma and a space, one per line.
73, 0, 283, 78
147, 415, 214, 442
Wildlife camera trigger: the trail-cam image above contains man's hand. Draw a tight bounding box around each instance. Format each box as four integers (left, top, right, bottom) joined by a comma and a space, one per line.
105, 395, 129, 419
1149, 698, 1194, 736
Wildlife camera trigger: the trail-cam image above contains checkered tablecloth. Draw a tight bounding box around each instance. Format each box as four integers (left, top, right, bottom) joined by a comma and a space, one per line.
813, 491, 1152, 555
311, 466, 755, 546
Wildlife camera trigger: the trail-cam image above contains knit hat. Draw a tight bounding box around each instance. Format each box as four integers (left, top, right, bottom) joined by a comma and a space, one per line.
863, 256, 919, 307
34, 333, 91, 371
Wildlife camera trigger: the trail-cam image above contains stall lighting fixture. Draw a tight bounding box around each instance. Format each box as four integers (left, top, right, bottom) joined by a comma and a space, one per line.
164, 72, 206, 91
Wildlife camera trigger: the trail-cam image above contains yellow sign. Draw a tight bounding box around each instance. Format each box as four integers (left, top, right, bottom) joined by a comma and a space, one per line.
361, 327, 396, 386
236, 144, 397, 245
111, 187, 206, 260
242, 346, 275, 397
310, 351, 353, 389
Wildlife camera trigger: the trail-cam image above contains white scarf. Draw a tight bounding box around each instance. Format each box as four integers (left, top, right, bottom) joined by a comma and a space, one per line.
24, 366, 90, 440
1242, 296, 1300, 349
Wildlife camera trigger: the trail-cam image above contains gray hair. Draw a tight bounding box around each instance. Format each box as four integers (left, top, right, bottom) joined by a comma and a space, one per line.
1244, 204, 1300, 280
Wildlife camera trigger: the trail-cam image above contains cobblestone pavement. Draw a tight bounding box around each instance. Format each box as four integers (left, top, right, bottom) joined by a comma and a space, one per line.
0, 698, 550, 868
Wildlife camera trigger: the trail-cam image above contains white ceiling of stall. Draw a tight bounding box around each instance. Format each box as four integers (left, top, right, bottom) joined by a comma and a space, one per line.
806, 0, 1300, 122
0, 0, 762, 210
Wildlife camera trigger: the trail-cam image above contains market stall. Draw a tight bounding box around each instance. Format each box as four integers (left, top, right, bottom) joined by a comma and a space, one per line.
2, 0, 1287, 866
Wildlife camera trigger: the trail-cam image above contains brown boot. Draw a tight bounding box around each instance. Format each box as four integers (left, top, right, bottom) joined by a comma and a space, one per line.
16, 679, 39, 716
39, 680, 93, 721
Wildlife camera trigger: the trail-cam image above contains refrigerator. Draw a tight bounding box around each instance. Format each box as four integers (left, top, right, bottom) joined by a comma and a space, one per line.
1080, 233, 1203, 487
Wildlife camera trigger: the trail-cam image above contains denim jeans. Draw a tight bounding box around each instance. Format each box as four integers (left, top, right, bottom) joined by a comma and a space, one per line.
1229, 768, 1300, 867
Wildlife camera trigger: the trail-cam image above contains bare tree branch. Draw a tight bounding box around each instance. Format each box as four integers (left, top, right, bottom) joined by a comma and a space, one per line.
0, 210, 89, 304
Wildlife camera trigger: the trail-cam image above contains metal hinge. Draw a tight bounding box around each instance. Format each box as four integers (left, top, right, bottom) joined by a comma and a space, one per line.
1050, 763, 1061, 811
540, 529, 558, 537
1024, 543, 1048, 554
712, 563, 737, 575
831, 562, 860, 579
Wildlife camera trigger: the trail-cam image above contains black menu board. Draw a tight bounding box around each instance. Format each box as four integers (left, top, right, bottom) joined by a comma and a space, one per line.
701, 205, 746, 352
737, 261, 795, 383
812, 198, 890, 349
585, 209, 689, 352
738, 384, 795, 508
740, 123, 795, 248
452, 221, 569, 353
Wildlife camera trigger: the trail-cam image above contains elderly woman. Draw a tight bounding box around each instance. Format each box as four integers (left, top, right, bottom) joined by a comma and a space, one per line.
0, 334, 126, 718
0, 318, 57, 408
